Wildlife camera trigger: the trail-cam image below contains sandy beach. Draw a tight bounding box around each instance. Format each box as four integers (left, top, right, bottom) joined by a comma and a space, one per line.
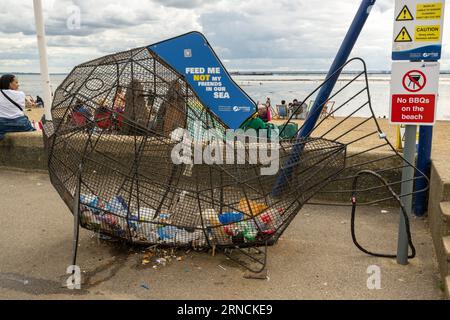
26, 107, 450, 158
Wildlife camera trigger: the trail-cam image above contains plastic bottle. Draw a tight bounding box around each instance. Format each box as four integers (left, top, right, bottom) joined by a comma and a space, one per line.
108, 196, 129, 217
242, 221, 258, 242
238, 198, 268, 216
202, 209, 232, 245
218, 212, 244, 224
158, 226, 178, 241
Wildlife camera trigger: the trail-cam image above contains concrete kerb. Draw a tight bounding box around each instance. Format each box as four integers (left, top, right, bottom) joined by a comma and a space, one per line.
0, 132, 48, 171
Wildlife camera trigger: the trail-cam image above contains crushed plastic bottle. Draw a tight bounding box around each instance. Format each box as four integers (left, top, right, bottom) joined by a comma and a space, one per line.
242, 221, 258, 242
138, 207, 156, 221
202, 209, 232, 245
238, 198, 268, 216
108, 195, 129, 217
218, 212, 244, 224
158, 226, 178, 240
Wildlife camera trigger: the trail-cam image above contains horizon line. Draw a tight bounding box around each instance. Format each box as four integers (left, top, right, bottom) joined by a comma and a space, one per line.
0, 69, 450, 76
3, 70, 450, 75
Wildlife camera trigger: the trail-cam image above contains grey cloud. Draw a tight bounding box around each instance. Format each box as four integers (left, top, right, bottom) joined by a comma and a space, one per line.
0, 0, 449, 73
374, 0, 394, 13
0, 51, 38, 60
200, 8, 343, 61
152, 0, 208, 9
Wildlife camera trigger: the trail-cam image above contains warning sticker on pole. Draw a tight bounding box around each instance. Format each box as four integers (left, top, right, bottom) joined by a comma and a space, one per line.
396, 5, 414, 21
414, 25, 441, 41
390, 62, 440, 125
395, 27, 413, 42
416, 2, 443, 20
392, 0, 445, 61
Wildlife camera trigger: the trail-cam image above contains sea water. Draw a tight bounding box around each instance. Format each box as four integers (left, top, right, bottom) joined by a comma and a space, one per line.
15, 73, 450, 120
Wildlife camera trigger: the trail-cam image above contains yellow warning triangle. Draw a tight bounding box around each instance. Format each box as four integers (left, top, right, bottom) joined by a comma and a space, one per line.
395, 27, 412, 42
396, 5, 414, 21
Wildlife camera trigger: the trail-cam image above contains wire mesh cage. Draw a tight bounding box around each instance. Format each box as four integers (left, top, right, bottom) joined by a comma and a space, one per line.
44, 46, 347, 251
43, 45, 428, 270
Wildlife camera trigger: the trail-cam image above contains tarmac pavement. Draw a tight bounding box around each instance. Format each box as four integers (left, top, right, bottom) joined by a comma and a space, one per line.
0, 168, 444, 300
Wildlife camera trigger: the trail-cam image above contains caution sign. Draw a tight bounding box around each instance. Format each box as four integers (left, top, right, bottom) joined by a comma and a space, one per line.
392, 0, 445, 61
417, 3, 442, 20
414, 25, 441, 41
395, 27, 413, 42
390, 62, 440, 126
396, 5, 414, 21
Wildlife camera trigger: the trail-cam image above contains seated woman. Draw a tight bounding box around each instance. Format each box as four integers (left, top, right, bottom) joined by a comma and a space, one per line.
257, 103, 269, 122
0, 74, 35, 140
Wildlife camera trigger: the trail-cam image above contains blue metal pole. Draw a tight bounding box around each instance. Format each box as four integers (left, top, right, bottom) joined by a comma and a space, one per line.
414, 126, 433, 216
273, 0, 376, 196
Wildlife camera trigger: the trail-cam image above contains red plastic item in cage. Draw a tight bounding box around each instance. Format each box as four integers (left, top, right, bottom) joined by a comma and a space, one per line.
71, 111, 88, 126
95, 110, 113, 129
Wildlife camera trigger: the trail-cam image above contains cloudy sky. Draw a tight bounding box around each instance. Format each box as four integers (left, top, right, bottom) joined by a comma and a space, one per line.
0, 0, 449, 73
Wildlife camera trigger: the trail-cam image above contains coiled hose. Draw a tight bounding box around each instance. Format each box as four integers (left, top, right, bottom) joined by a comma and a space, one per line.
350, 170, 416, 259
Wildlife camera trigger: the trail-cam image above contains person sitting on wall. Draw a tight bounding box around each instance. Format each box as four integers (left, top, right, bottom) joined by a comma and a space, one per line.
0, 74, 36, 141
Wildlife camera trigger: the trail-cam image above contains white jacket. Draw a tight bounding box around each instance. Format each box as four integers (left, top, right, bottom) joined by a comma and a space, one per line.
0, 90, 25, 119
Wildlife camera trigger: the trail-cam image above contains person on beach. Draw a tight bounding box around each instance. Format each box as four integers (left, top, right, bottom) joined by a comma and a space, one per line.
257, 102, 268, 122
259, 105, 271, 122
25, 95, 37, 109
278, 100, 288, 119
291, 99, 308, 119
265, 97, 272, 122
265, 97, 271, 109
0, 74, 35, 140
36, 95, 44, 108
113, 87, 126, 112
288, 102, 293, 118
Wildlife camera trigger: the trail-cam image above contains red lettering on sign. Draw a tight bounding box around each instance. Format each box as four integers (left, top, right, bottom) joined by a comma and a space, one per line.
391, 94, 436, 124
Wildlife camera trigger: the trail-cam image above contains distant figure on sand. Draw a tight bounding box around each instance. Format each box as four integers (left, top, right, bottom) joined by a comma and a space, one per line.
277, 100, 288, 119
36, 96, 44, 108
265, 98, 272, 121
0, 74, 35, 140
291, 99, 308, 119
265, 97, 271, 109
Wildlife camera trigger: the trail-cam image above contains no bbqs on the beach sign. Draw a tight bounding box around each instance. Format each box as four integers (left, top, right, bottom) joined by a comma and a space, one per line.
392, 0, 445, 60
390, 61, 440, 125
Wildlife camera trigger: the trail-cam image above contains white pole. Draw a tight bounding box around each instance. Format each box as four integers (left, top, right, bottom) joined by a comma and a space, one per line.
33, 0, 53, 121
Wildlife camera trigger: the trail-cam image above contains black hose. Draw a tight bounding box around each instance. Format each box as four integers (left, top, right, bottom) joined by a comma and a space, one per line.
350, 170, 416, 259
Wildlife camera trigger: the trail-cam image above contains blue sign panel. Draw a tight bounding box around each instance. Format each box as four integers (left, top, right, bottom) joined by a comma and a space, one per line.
392, 44, 442, 61
149, 32, 256, 130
